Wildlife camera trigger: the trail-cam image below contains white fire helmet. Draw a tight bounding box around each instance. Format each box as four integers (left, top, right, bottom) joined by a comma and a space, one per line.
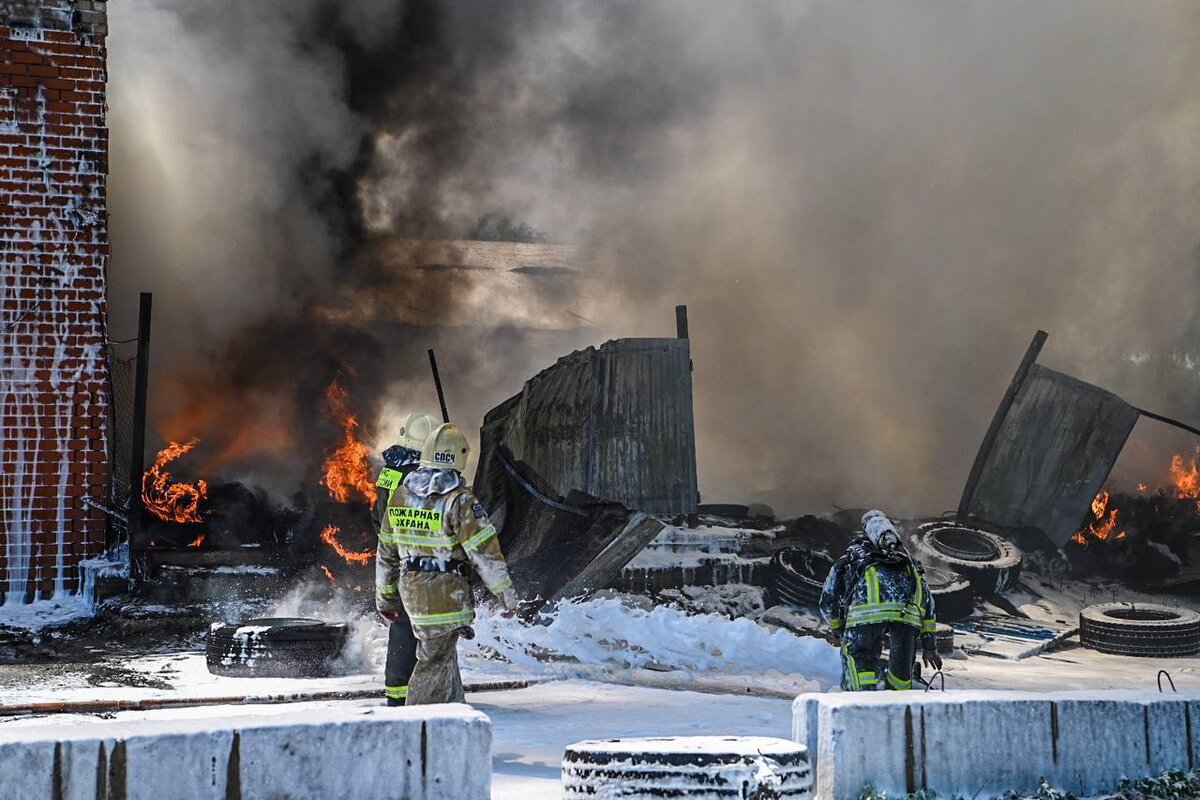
420, 422, 471, 472
398, 411, 438, 453
862, 509, 901, 548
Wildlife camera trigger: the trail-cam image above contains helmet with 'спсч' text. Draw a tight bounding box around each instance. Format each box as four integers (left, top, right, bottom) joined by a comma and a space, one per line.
398, 411, 438, 453
419, 422, 471, 472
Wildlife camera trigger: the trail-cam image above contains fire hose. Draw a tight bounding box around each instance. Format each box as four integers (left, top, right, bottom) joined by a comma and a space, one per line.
0, 678, 538, 719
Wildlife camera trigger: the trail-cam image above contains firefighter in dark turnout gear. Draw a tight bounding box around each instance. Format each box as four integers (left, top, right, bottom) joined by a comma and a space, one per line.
820, 509, 941, 690
374, 411, 437, 706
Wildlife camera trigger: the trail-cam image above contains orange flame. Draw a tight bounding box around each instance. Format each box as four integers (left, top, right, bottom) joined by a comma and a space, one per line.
320, 565, 336, 584
320, 525, 373, 565
1170, 452, 1200, 512
143, 440, 209, 524
187, 533, 205, 548
1071, 490, 1126, 546
320, 378, 377, 506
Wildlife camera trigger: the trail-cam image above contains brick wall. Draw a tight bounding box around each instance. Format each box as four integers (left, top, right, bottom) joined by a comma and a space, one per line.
0, 0, 109, 602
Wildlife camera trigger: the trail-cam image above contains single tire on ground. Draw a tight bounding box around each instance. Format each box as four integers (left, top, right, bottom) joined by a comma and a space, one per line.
912, 523, 1023, 596
206, 617, 348, 678
562, 736, 813, 799
769, 549, 833, 608
1079, 603, 1200, 657
922, 566, 975, 622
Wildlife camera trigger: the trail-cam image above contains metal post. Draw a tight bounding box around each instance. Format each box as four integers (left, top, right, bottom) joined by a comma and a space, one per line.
428, 349, 450, 423
1135, 407, 1200, 439
957, 330, 1048, 520
675, 305, 689, 339
127, 293, 152, 553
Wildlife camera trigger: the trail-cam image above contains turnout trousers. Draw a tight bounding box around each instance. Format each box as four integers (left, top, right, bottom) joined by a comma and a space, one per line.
406, 630, 465, 705
840, 621, 918, 691
384, 605, 418, 705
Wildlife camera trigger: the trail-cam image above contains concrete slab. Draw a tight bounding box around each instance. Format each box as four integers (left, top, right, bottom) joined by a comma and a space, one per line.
0, 702, 491, 800
794, 690, 1200, 800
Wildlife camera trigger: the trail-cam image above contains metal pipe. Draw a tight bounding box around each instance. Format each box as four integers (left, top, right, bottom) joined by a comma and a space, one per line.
127, 292, 153, 555
1135, 407, 1200, 439
0, 679, 537, 719
82, 495, 129, 524
428, 348, 450, 423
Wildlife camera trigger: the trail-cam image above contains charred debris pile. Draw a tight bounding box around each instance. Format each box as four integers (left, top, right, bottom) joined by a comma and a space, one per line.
104, 325, 1200, 658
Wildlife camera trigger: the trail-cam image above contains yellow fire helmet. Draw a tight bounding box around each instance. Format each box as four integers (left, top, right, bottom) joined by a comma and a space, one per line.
420, 422, 471, 472
398, 411, 439, 453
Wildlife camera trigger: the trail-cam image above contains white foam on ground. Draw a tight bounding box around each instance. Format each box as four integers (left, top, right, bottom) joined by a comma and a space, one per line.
0, 594, 94, 631
462, 597, 841, 685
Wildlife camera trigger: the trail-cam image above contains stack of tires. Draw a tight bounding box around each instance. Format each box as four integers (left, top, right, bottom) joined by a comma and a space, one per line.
769, 549, 833, 608
922, 568, 974, 623
911, 522, 1023, 596
206, 618, 348, 678
1079, 604, 1200, 657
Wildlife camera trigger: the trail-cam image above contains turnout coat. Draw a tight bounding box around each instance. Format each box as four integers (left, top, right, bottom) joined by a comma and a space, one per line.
819, 537, 937, 645
376, 467, 517, 638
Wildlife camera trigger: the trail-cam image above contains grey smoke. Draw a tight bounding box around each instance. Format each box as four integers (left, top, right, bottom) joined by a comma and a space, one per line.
107, 1, 1200, 516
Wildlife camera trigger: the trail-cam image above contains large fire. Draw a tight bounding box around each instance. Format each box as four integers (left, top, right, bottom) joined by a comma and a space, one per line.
320, 525, 373, 565
320, 378, 378, 506
143, 440, 209, 524
1169, 451, 1200, 512
1071, 490, 1126, 546
1073, 447, 1200, 546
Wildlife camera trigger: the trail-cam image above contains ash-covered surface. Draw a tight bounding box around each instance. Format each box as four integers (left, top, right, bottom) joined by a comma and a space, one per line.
0, 598, 260, 666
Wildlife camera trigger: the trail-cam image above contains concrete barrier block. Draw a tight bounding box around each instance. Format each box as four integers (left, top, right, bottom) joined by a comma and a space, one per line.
0, 703, 491, 800
919, 695, 1053, 792
794, 690, 1200, 800
1190, 699, 1200, 771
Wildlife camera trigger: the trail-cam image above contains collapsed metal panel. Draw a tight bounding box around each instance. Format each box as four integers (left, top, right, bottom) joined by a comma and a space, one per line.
962, 364, 1140, 547
473, 443, 664, 605
480, 338, 698, 515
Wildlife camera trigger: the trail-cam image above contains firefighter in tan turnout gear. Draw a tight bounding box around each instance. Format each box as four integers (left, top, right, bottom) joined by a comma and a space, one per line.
376, 422, 518, 704
373, 411, 437, 706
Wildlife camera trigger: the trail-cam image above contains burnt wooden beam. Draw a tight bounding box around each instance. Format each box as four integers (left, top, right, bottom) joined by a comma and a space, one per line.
957, 330, 1048, 519
675, 304, 689, 339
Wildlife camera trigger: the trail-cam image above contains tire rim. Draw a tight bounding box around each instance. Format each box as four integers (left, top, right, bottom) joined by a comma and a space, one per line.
928, 527, 1001, 562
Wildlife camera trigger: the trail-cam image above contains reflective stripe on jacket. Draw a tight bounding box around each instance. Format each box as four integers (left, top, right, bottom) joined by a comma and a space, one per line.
843, 564, 933, 631
371, 453, 419, 535
819, 539, 937, 636
375, 471, 515, 638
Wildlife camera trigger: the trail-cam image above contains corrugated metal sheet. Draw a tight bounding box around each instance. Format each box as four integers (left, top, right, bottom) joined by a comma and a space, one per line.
477, 338, 698, 514
963, 364, 1140, 547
